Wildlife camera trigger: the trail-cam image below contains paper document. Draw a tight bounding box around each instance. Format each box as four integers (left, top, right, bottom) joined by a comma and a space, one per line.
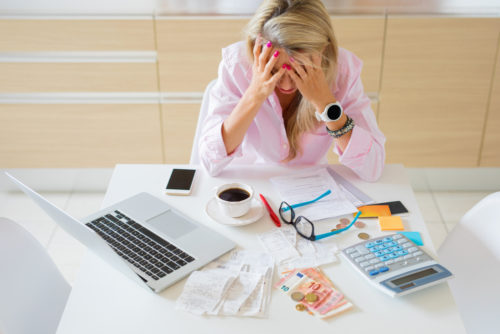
326, 167, 374, 206
176, 250, 274, 317
258, 226, 338, 274
270, 168, 357, 220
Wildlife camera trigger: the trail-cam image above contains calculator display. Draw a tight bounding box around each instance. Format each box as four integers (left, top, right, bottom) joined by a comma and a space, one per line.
391, 268, 438, 286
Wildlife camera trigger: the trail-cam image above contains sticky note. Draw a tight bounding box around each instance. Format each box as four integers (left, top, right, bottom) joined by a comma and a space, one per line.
379, 216, 404, 231
398, 231, 423, 246
357, 205, 391, 218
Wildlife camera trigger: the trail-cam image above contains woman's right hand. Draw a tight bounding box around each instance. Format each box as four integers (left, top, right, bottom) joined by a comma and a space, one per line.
247, 36, 286, 101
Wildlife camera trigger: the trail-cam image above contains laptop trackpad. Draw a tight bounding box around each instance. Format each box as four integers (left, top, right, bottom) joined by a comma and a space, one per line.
146, 210, 197, 240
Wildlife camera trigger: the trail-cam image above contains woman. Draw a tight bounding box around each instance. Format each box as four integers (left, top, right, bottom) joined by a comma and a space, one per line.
199, 0, 385, 181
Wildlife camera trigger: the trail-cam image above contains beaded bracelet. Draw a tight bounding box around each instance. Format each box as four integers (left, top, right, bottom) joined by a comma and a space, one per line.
325, 116, 355, 138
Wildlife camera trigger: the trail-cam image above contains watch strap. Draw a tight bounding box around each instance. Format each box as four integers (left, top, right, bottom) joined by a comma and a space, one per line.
326, 116, 355, 138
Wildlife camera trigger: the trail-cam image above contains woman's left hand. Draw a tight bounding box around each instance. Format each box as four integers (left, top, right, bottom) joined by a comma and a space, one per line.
287, 53, 336, 112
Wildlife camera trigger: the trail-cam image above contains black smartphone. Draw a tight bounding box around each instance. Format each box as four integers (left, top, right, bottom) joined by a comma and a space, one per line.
165, 168, 196, 195
372, 201, 409, 215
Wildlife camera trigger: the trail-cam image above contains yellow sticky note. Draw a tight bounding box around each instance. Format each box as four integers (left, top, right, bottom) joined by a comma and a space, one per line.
357, 205, 391, 218
379, 216, 404, 231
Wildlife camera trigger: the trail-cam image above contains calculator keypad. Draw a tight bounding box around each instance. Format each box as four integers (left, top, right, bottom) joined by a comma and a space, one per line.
344, 234, 432, 278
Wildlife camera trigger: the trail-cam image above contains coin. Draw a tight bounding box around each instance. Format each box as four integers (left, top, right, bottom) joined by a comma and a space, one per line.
358, 232, 370, 240
330, 228, 338, 232
305, 293, 318, 303
295, 304, 306, 311
354, 221, 366, 228
291, 291, 304, 302
336, 223, 342, 229
340, 218, 350, 225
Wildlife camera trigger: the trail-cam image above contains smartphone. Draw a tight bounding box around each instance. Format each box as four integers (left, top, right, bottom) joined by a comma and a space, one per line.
165, 168, 196, 195
370, 201, 409, 215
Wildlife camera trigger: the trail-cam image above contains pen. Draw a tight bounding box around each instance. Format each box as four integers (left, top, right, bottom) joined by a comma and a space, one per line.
259, 193, 281, 227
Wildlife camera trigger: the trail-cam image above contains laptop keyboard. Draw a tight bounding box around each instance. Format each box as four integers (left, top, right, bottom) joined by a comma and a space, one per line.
86, 210, 195, 281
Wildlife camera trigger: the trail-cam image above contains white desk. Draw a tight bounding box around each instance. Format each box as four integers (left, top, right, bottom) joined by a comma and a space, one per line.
56, 164, 465, 334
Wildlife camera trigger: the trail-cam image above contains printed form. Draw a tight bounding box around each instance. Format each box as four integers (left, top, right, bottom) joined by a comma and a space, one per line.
270, 168, 357, 221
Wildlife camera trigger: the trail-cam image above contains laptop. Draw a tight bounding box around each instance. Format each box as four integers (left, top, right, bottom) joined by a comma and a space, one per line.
5, 172, 236, 293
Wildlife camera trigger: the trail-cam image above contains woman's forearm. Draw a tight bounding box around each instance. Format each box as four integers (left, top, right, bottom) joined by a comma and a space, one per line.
221, 88, 266, 154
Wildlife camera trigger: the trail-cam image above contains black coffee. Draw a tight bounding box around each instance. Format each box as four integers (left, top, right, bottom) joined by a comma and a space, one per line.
218, 188, 250, 202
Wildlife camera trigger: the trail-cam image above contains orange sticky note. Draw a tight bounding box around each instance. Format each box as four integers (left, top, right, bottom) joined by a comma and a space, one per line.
379, 216, 405, 231
357, 205, 391, 218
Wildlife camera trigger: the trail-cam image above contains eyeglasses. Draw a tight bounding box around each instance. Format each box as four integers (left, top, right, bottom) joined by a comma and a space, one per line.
279, 192, 362, 241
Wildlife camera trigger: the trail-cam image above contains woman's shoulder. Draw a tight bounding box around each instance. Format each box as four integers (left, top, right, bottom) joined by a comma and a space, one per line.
337, 47, 363, 77
221, 41, 251, 69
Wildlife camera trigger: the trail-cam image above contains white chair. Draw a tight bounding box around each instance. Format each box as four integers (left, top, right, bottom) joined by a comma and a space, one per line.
190, 79, 218, 165
0, 218, 71, 334
438, 192, 500, 334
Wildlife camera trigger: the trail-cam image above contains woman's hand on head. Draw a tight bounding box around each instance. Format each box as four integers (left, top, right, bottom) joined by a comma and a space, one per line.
287, 53, 336, 112
247, 36, 287, 101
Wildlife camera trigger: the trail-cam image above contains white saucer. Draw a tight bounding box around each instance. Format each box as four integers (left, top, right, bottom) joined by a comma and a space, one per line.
205, 197, 265, 226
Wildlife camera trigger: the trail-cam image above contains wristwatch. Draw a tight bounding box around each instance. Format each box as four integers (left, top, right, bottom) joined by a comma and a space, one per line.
315, 102, 343, 122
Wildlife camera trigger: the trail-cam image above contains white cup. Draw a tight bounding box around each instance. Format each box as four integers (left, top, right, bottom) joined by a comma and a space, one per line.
215, 183, 254, 218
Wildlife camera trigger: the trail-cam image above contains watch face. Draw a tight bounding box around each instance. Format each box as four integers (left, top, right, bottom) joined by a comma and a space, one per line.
327, 105, 342, 121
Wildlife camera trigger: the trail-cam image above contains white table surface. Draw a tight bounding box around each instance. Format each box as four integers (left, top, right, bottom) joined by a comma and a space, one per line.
56, 164, 465, 334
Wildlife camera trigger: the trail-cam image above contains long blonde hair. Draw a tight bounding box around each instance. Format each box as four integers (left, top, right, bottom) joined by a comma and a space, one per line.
245, 0, 338, 161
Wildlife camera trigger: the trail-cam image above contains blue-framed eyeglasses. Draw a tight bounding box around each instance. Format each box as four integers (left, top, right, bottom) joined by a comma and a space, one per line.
278, 190, 362, 241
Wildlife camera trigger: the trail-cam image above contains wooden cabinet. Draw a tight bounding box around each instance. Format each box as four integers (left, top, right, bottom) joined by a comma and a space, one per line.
160, 103, 200, 163
0, 63, 158, 92
378, 17, 500, 167
331, 16, 384, 94
0, 19, 155, 51
480, 40, 500, 166
0, 104, 163, 168
155, 18, 249, 92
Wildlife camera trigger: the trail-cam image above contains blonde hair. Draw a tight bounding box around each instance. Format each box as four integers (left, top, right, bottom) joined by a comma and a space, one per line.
245, 0, 338, 161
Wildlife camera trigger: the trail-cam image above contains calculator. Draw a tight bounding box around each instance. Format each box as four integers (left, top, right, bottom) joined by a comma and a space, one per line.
342, 234, 452, 297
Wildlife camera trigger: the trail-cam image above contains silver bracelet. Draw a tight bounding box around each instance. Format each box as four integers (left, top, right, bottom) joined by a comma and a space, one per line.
325, 116, 355, 138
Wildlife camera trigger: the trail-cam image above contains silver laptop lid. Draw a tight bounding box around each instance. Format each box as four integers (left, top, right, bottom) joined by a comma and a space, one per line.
5, 172, 153, 292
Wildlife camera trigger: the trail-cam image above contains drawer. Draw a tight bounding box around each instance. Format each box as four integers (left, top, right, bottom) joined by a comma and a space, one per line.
0, 63, 158, 92
0, 104, 163, 167
0, 19, 155, 51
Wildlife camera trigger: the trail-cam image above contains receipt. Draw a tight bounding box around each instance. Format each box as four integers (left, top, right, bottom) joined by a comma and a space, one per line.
176, 270, 237, 315
258, 228, 300, 263
176, 250, 274, 317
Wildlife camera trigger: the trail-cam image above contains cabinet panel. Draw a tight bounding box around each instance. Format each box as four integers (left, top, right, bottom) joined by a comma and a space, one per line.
0, 20, 155, 51
161, 103, 200, 163
331, 16, 384, 93
378, 17, 499, 167
156, 18, 249, 92
480, 40, 500, 166
0, 63, 158, 92
0, 104, 163, 167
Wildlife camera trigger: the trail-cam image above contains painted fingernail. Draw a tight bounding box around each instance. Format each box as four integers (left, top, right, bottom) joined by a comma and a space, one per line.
282, 63, 287, 69
285, 64, 291, 70
266, 41, 272, 48
289, 56, 295, 62
273, 50, 280, 58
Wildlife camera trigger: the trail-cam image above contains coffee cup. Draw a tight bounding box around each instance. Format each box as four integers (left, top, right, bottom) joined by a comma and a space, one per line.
215, 183, 254, 218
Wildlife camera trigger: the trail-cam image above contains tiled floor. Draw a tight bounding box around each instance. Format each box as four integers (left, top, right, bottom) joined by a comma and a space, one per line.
0, 169, 496, 285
